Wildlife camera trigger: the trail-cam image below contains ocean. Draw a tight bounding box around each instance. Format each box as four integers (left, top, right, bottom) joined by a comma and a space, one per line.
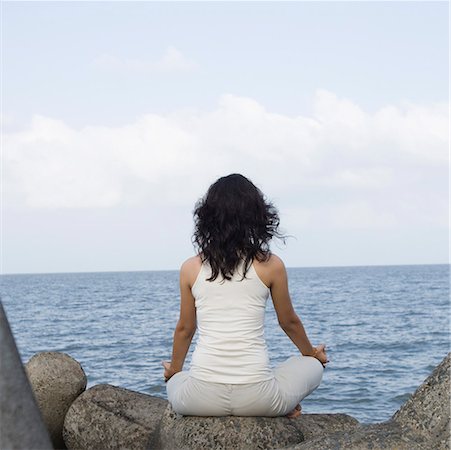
1, 264, 449, 424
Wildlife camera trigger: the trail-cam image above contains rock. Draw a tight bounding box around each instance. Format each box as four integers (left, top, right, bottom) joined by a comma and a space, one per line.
63, 384, 168, 450
155, 403, 303, 450
286, 352, 451, 450
154, 404, 360, 450
62, 383, 360, 450
288, 421, 428, 450
392, 352, 450, 450
0, 302, 53, 450
289, 413, 360, 441
26, 351, 87, 449
60, 352, 450, 450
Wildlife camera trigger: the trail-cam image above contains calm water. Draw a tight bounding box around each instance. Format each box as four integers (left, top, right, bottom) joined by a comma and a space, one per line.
1, 264, 449, 424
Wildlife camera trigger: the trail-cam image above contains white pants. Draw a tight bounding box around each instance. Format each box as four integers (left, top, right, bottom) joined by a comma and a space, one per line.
166, 355, 324, 417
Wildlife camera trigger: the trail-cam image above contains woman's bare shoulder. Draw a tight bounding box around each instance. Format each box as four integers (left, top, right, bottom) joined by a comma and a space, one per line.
180, 255, 202, 284
181, 255, 202, 271
254, 253, 285, 271
253, 253, 286, 287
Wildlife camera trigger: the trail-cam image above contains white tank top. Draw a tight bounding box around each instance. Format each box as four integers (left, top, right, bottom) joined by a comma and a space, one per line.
189, 259, 275, 384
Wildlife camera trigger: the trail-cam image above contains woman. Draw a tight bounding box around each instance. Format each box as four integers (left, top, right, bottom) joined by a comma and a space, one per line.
162, 173, 328, 418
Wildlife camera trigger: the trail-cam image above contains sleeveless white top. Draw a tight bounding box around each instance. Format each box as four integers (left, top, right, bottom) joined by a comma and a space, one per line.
189, 259, 275, 384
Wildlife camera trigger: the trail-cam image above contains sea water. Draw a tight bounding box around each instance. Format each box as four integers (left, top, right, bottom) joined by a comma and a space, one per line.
1, 264, 449, 424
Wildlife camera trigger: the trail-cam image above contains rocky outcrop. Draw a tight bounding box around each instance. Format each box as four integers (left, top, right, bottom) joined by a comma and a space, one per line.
286, 352, 451, 450
392, 352, 450, 450
63, 384, 167, 450
0, 303, 53, 450
17, 349, 450, 450
26, 351, 87, 449
287, 421, 429, 450
287, 413, 360, 442
63, 384, 359, 450
156, 407, 303, 450
154, 406, 359, 450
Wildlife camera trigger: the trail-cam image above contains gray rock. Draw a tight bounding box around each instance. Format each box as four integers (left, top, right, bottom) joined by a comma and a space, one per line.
62, 383, 360, 450
0, 301, 53, 450
26, 351, 87, 449
63, 384, 168, 450
154, 403, 304, 450
392, 352, 450, 450
287, 421, 428, 450
289, 413, 360, 441
285, 352, 451, 450
154, 405, 360, 450
62, 352, 451, 450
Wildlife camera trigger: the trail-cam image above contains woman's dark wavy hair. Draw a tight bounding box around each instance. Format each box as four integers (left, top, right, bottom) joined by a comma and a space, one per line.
192, 173, 285, 282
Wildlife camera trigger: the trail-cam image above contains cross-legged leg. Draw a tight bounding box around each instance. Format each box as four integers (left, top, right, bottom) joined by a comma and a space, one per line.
166, 372, 232, 416
273, 355, 324, 416
228, 356, 323, 417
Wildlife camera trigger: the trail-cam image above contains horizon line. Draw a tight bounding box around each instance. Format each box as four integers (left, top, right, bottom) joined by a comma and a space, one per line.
1, 262, 449, 277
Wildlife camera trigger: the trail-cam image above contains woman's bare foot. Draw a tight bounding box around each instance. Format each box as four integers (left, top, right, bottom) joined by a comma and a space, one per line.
286, 403, 302, 419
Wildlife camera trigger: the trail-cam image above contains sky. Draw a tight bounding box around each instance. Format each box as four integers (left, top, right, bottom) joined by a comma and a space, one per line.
2, 1, 449, 274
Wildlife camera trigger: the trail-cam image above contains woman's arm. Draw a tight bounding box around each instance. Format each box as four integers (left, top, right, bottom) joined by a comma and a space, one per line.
266, 255, 317, 356
165, 258, 198, 380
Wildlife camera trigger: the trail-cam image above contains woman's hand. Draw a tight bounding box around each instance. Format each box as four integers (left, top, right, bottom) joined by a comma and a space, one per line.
162, 360, 178, 382
313, 343, 329, 367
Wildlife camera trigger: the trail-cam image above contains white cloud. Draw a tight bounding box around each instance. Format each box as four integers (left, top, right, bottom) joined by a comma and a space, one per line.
93, 45, 198, 73
3, 89, 449, 230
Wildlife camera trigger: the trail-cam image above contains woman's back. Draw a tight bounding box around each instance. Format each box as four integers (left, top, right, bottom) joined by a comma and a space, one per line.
164, 174, 327, 417
189, 258, 275, 384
